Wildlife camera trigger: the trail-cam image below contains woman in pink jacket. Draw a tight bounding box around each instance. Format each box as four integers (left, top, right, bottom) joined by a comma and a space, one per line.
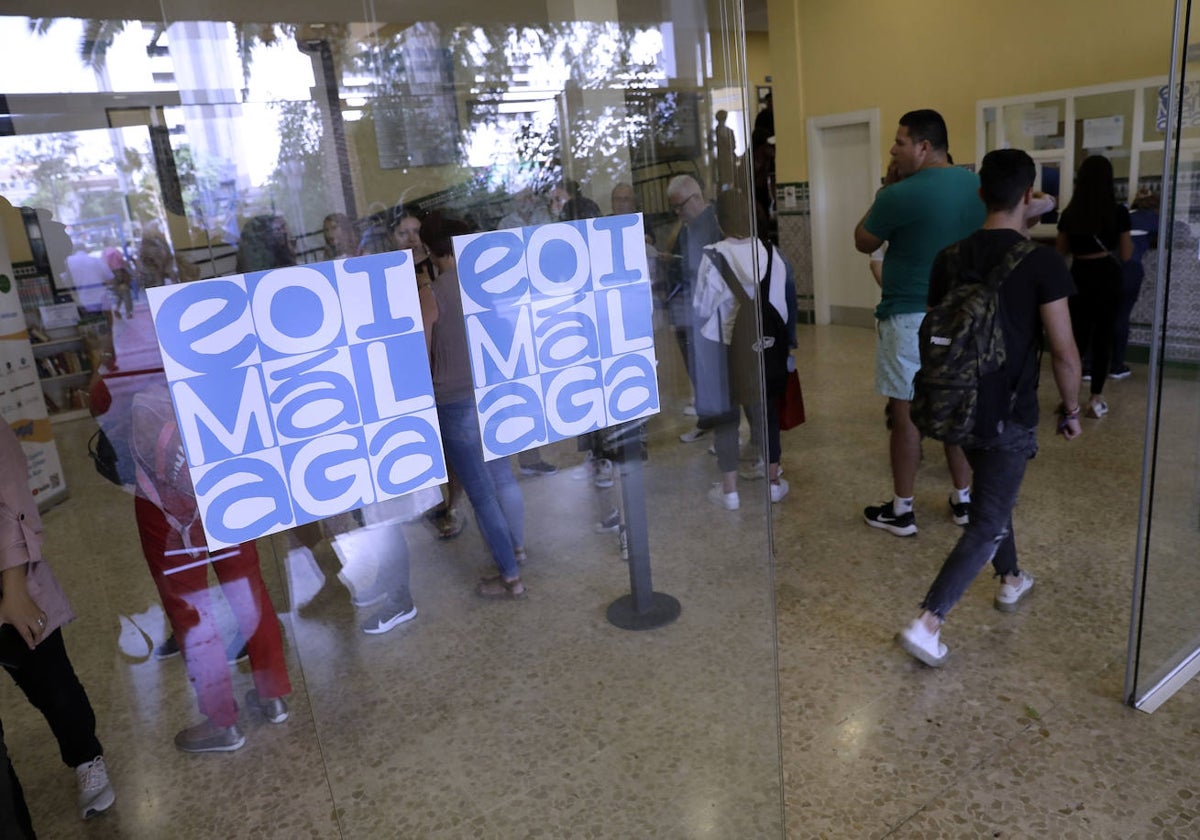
0, 420, 114, 821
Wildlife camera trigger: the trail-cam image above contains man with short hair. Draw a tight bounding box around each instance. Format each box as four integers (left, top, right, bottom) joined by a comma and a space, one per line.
854, 108, 985, 535
895, 148, 1081, 667
665, 174, 721, 443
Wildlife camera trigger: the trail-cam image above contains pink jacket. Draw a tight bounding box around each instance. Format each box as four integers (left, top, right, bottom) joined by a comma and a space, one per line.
0, 421, 75, 642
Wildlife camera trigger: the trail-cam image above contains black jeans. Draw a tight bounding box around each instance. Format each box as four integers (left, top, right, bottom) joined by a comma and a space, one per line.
0, 719, 35, 839
1069, 258, 1122, 395
921, 424, 1038, 619
2, 629, 102, 769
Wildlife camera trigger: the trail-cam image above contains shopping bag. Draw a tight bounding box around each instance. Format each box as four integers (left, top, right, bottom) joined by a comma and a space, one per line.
778, 369, 805, 430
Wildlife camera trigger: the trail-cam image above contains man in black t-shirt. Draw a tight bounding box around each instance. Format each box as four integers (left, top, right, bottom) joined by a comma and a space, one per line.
896, 149, 1083, 668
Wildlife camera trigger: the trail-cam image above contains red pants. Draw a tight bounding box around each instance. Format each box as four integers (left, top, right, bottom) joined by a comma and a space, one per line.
135, 496, 290, 727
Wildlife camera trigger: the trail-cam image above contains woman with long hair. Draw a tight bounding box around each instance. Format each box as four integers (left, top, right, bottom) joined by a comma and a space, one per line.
1056, 155, 1133, 418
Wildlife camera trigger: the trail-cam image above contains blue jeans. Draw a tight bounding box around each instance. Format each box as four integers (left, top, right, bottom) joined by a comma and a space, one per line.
921, 424, 1038, 619
437, 398, 525, 579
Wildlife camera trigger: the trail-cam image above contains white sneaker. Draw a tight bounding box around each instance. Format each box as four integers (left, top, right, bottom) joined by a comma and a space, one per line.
594, 458, 614, 489
682, 403, 698, 416
679, 427, 709, 444
706, 483, 739, 510
76, 756, 115, 819
994, 571, 1035, 612
896, 619, 948, 667
770, 478, 789, 504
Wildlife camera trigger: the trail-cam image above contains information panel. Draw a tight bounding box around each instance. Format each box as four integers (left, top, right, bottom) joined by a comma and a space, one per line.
147, 252, 445, 549
454, 214, 659, 461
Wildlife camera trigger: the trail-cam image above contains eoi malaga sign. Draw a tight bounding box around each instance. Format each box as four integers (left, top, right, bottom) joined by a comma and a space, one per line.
454, 215, 659, 460
147, 216, 658, 550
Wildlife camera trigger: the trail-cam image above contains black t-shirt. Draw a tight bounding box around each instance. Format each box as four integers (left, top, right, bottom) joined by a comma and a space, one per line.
1057, 204, 1131, 255
928, 229, 1075, 428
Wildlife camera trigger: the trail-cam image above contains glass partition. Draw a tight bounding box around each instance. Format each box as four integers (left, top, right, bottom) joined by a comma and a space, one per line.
0, 2, 784, 835
1126, 0, 1200, 712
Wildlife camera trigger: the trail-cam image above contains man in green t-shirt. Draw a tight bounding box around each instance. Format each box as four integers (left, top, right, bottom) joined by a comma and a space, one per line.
853, 108, 985, 537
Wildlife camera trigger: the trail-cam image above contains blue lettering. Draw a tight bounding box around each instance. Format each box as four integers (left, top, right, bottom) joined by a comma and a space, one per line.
456, 230, 528, 310
532, 293, 599, 370
542, 364, 605, 437
526, 222, 590, 298
350, 333, 436, 422
369, 414, 446, 495
172, 369, 274, 465
476, 380, 546, 459
590, 215, 643, 287
267, 349, 361, 439
603, 352, 659, 422
283, 430, 374, 520
595, 285, 654, 357
249, 266, 346, 359
343, 255, 417, 340
465, 309, 537, 387
194, 456, 294, 546
153, 280, 257, 374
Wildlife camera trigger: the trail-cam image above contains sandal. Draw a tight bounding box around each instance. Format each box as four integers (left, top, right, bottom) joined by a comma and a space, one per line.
476, 577, 526, 599
436, 508, 464, 540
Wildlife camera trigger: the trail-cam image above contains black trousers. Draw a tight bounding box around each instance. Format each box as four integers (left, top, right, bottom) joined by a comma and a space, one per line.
1069, 257, 1122, 396
2, 629, 102, 769
0, 719, 36, 839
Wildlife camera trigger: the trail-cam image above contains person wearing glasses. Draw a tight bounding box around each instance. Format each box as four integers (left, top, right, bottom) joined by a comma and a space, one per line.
663, 175, 722, 444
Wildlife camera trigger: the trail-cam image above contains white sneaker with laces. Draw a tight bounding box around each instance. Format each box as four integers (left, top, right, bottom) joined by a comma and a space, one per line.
896, 619, 948, 667
76, 756, 115, 819
679, 427, 709, 444
706, 483, 740, 510
594, 458, 614, 488
770, 478, 789, 504
995, 571, 1035, 612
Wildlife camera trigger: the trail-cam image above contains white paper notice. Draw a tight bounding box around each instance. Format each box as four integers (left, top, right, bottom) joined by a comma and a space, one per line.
1022, 106, 1059, 137
1083, 116, 1124, 149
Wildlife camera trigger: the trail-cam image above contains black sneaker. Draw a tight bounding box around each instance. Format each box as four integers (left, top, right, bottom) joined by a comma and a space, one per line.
1109, 365, 1132, 381
154, 635, 180, 660
595, 507, 621, 533
226, 636, 249, 665
518, 460, 558, 476
863, 501, 917, 536
949, 497, 970, 526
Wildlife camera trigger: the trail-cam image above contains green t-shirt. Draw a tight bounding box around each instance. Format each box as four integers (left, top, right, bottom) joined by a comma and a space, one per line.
864, 166, 985, 319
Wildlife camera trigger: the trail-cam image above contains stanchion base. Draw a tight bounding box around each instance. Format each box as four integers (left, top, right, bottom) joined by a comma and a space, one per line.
606, 592, 682, 631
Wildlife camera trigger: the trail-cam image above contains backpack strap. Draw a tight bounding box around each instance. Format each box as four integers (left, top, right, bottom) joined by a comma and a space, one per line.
982, 238, 1038, 288
704, 246, 748, 302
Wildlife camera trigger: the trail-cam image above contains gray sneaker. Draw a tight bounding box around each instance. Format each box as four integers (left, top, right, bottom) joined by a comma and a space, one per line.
76, 756, 115, 819
174, 720, 245, 753
361, 595, 418, 635
245, 689, 289, 724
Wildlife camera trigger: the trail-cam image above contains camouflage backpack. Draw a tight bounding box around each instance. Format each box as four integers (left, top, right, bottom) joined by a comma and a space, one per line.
911, 238, 1037, 445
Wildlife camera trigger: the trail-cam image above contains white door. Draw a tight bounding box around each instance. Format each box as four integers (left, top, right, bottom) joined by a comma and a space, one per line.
807, 111, 880, 326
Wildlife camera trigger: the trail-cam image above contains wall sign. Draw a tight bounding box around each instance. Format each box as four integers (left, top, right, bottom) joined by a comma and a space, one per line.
454, 214, 659, 461
147, 252, 445, 549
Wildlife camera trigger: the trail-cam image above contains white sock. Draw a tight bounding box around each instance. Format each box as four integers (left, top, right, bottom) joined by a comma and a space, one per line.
953, 486, 971, 504
892, 495, 914, 514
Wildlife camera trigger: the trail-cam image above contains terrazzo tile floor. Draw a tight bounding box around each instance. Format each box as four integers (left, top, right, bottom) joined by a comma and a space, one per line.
3, 323, 1199, 838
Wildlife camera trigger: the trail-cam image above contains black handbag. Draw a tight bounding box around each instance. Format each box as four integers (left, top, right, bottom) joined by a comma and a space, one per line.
88, 428, 135, 486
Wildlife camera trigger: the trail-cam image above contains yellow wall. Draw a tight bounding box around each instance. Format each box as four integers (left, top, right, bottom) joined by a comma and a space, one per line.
774, 0, 1176, 182
746, 32, 770, 90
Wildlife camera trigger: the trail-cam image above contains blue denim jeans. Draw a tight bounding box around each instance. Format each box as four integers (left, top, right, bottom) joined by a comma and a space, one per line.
921, 424, 1038, 619
437, 398, 525, 579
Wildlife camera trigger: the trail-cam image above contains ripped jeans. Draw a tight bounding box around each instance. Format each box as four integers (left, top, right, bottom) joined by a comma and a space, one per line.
920, 423, 1038, 619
